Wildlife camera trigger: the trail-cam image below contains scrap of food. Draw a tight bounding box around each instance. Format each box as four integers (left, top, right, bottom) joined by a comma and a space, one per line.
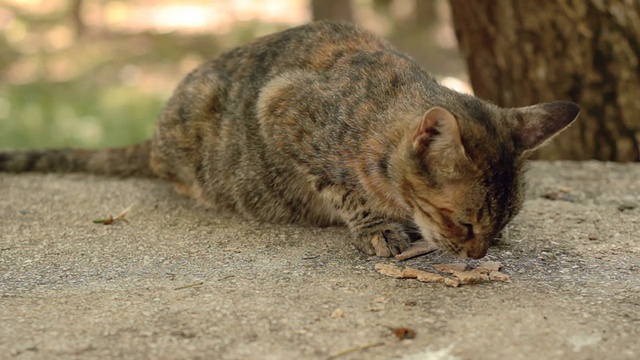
375, 261, 510, 287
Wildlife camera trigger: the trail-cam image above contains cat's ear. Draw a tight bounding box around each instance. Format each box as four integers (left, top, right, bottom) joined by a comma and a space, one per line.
512, 101, 580, 155
413, 107, 467, 167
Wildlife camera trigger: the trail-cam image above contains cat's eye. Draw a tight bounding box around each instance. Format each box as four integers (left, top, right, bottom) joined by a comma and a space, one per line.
461, 222, 474, 241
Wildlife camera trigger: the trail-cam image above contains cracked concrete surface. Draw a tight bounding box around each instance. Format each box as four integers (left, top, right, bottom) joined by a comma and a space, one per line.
1, 161, 638, 359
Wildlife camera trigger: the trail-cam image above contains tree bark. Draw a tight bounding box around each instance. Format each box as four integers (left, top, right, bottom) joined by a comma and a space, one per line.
311, 0, 354, 22
449, 0, 640, 162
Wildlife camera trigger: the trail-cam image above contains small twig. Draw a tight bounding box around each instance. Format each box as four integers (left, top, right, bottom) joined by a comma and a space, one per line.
93, 205, 133, 225
93, 215, 113, 224
174, 282, 204, 290
114, 205, 132, 221
302, 255, 320, 260
328, 342, 384, 359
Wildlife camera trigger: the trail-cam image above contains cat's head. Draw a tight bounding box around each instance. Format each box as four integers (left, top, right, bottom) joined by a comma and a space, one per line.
400, 99, 579, 258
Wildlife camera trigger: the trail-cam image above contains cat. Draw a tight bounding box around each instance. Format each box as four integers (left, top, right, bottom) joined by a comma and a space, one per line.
0, 21, 579, 259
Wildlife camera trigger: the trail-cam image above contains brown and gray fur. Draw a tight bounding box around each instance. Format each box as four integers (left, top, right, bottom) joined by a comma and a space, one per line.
0, 22, 579, 259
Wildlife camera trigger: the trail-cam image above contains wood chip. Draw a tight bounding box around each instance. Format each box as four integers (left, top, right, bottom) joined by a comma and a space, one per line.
473, 261, 502, 274
452, 270, 489, 284
417, 272, 446, 283
402, 266, 445, 283
489, 270, 511, 282
432, 263, 469, 273
443, 277, 460, 287
375, 262, 508, 287
395, 240, 439, 261
400, 266, 422, 278
374, 263, 404, 278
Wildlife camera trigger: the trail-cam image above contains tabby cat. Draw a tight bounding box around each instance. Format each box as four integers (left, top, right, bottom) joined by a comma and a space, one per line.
0, 22, 579, 259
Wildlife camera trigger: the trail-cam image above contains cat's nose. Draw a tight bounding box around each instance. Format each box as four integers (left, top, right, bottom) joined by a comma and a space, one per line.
466, 247, 487, 259
463, 240, 488, 259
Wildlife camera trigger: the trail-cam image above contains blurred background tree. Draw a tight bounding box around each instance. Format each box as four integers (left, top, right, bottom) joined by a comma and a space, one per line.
1, 0, 636, 162
450, 0, 640, 162
311, 0, 353, 22
0, 0, 464, 150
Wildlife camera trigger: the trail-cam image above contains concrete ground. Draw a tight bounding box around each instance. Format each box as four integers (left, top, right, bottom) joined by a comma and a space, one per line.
1, 161, 638, 360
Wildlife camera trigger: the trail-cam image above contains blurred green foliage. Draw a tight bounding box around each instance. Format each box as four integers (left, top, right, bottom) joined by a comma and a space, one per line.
0, 0, 462, 150
0, 1, 290, 149
0, 79, 162, 149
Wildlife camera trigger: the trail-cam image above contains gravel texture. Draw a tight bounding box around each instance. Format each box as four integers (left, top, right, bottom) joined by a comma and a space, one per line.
1, 161, 638, 360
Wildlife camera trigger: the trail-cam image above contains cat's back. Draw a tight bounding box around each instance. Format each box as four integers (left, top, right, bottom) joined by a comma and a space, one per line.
171, 21, 430, 116
152, 22, 395, 224
216, 21, 392, 78
159, 21, 397, 126
155, 22, 386, 133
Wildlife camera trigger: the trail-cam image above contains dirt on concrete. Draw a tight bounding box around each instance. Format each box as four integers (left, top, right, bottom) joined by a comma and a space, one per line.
1, 161, 638, 360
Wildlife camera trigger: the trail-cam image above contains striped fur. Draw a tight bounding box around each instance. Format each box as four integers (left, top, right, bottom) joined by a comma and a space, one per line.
0, 22, 579, 258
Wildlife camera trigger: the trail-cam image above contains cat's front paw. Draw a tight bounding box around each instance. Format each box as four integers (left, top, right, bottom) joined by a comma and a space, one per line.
353, 226, 410, 257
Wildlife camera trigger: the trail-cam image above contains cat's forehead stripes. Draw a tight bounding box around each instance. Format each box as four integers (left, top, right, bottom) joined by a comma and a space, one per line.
458, 96, 499, 134
483, 155, 521, 231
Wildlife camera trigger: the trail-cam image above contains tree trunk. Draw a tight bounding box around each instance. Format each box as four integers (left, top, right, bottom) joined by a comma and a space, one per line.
69, 0, 86, 38
311, 0, 354, 22
449, 0, 640, 162
413, 0, 437, 30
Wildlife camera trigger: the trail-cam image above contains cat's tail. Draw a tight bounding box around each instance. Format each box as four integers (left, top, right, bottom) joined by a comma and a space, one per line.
0, 141, 156, 177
